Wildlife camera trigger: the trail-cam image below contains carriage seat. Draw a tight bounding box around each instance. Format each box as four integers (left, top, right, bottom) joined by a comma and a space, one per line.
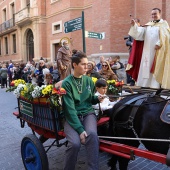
160, 101, 170, 124
97, 117, 109, 126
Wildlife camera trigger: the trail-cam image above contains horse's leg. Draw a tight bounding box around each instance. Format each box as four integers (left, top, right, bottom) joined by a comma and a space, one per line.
118, 157, 129, 170
108, 154, 118, 170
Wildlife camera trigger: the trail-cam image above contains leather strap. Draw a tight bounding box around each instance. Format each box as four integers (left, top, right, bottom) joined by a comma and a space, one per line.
127, 98, 146, 128
98, 103, 103, 120
112, 94, 148, 120
113, 98, 146, 129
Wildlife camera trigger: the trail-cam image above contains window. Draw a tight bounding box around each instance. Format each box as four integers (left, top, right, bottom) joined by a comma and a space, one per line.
52, 21, 62, 34
12, 34, 16, 53
3, 8, 7, 22
4, 37, 8, 54
10, 2, 15, 18
54, 25, 60, 31
10, 3, 15, 26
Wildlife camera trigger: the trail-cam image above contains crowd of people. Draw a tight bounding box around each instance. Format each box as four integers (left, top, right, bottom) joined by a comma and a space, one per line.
0, 59, 60, 88
0, 38, 130, 90
86, 55, 127, 83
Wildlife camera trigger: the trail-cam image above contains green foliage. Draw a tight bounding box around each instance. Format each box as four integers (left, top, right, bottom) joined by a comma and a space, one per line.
107, 84, 120, 95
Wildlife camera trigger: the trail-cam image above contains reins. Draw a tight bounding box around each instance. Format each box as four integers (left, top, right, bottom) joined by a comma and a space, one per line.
98, 136, 170, 143
123, 97, 168, 106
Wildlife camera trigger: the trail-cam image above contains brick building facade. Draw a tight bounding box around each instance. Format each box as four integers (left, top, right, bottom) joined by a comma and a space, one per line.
0, 0, 170, 63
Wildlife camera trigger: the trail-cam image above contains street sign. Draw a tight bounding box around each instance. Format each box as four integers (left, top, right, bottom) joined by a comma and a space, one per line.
64, 25, 82, 33
85, 31, 105, 39
64, 17, 82, 33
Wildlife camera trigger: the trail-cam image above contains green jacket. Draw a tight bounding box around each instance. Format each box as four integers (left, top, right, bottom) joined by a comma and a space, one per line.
62, 75, 99, 134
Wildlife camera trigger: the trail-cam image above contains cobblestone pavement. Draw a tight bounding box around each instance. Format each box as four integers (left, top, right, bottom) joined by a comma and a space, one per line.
0, 88, 170, 170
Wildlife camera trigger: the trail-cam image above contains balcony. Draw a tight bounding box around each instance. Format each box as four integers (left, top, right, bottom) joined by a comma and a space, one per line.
15, 6, 32, 27
0, 18, 16, 36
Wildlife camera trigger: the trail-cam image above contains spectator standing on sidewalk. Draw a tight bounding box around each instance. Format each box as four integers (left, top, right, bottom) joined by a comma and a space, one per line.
110, 56, 127, 83
7, 60, 13, 85
96, 56, 105, 71
86, 61, 102, 79
0, 64, 8, 88
99, 60, 117, 81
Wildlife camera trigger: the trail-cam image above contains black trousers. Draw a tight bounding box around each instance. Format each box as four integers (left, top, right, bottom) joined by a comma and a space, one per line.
1, 78, 7, 87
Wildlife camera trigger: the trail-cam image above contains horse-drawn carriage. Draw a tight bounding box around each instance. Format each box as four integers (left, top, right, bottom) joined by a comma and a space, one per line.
13, 86, 170, 170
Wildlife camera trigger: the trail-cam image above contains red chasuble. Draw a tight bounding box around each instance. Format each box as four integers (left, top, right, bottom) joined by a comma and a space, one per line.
126, 40, 144, 81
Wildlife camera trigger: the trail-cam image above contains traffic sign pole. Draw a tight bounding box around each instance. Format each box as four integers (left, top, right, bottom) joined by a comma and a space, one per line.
82, 11, 86, 53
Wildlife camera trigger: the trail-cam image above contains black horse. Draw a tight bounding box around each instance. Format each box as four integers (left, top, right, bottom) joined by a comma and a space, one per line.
108, 93, 170, 170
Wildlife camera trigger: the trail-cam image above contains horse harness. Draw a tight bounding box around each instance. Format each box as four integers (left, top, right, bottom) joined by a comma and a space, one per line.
112, 93, 155, 130
111, 93, 170, 166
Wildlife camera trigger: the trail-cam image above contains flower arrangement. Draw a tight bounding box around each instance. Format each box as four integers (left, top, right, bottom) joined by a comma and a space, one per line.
91, 77, 123, 95
107, 80, 123, 95
6, 79, 66, 108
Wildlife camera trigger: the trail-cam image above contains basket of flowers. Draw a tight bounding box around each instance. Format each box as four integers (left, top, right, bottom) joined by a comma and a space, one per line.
106, 80, 124, 96
7, 79, 66, 132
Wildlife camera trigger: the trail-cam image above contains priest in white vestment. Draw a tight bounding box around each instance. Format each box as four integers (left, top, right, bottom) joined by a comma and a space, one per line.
128, 8, 170, 89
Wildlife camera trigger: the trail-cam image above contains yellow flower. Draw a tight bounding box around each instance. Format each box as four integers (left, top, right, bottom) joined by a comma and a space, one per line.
111, 80, 115, 83
42, 89, 48, 95
18, 79, 22, 84
15, 82, 19, 87
46, 85, 52, 92
92, 77, 98, 84
107, 80, 115, 84
24, 86, 28, 93
21, 80, 26, 84
21, 91, 25, 96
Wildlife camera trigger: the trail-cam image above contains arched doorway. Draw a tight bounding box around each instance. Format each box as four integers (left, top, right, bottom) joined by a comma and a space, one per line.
26, 29, 34, 61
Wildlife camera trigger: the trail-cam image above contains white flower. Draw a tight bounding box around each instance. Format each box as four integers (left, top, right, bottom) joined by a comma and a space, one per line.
12, 84, 25, 98
31, 87, 42, 98
40, 85, 46, 90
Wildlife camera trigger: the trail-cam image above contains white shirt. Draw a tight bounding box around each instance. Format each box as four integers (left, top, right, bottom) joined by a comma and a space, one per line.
92, 91, 118, 111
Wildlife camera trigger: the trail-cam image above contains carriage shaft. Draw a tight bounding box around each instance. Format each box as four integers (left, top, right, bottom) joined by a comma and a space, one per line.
99, 139, 167, 164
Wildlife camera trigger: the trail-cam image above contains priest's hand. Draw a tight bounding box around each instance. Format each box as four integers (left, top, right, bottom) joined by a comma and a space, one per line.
80, 131, 87, 145
131, 19, 135, 26
155, 45, 161, 50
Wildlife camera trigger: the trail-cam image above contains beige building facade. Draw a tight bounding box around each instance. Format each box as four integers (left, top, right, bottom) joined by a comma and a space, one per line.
0, 0, 170, 63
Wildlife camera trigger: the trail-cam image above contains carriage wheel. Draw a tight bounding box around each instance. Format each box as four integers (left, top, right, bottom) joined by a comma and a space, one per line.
21, 134, 49, 170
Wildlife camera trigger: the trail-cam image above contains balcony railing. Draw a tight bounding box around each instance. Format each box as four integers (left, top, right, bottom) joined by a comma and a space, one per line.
15, 6, 30, 25
0, 18, 15, 34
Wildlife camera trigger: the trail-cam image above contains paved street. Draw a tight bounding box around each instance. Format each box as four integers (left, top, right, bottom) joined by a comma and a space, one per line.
0, 88, 170, 170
